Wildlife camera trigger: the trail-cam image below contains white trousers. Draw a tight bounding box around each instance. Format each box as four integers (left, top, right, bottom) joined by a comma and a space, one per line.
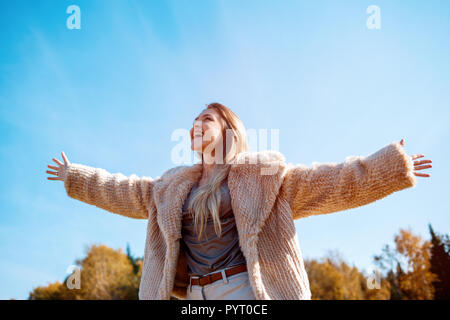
186, 268, 256, 300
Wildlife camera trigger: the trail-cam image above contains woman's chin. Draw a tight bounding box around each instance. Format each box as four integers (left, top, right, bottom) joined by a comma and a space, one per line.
191, 143, 204, 153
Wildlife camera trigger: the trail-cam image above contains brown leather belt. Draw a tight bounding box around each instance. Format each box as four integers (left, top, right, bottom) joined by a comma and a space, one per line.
190, 264, 247, 287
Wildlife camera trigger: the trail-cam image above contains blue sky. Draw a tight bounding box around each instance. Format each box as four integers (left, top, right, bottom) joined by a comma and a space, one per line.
1, 0, 449, 299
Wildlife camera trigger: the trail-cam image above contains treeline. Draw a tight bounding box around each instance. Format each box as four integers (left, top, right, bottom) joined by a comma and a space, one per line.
28, 224, 449, 300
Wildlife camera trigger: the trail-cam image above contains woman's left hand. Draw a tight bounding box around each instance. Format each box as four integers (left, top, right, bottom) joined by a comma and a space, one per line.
399, 138, 432, 178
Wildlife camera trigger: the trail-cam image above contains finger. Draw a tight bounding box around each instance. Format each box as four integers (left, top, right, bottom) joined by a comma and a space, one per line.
411, 154, 425, 160
413, 172, 430, 177
47, 176, 61, 180
46, 170, 58, 176
52, 158, 63, 166
400, 139, 405, 146
61, 151, 69, 166
414, 159, 432, 166
414, 165, 432, 170
47, 165, 59, 170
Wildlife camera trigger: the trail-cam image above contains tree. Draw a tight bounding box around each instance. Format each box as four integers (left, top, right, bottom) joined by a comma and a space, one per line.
29, 244, 142, 300
428, 224, 450, 300
374, 228, 437, 300
305, 250, 390, 300
77, 244, 139, 299
28, 282, 68, 300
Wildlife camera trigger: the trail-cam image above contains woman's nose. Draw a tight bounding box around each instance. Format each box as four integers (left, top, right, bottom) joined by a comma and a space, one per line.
194, 121, 203, 131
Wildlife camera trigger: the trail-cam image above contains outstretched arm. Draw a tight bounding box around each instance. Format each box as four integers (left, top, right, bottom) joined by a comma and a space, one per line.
47, 152, 156, 219
279, 140, 431, 220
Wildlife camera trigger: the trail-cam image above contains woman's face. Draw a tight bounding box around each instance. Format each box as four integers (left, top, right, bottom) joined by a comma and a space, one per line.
190, 108, 224, 153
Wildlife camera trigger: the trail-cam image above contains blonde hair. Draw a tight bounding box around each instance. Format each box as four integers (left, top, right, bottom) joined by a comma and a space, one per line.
187, 102, 248, 240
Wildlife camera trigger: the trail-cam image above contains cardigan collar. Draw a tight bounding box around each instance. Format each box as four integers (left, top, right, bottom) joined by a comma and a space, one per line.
153, 150, 287, 243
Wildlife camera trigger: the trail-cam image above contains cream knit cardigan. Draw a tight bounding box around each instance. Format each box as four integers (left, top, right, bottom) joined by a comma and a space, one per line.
63, 141, 417, 300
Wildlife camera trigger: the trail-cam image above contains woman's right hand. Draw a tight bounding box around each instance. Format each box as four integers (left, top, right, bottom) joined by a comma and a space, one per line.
46, 151, 71, 181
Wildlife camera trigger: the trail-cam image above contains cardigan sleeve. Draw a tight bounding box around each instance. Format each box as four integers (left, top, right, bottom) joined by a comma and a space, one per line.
279, 141, 418, 220
63, 163, 156, 219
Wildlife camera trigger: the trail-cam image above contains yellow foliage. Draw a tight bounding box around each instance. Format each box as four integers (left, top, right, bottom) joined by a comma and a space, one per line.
305, 251, 390, 300
29, 244, 142, 300
374, 228, 438, 300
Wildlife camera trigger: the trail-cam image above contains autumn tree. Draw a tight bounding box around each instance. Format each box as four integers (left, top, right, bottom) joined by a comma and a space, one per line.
428, 224, 450, 300
305, 250, 390, 300
29, 244, 142, 300
28, 282, 69, 300
374, 228, 437, 300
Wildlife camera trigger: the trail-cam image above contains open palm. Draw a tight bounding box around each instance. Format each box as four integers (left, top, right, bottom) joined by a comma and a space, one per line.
46, 151, 70, 181
399, 139, 432, 178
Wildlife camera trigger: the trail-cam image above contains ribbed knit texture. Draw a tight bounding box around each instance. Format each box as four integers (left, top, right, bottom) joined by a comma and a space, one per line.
63, 141, 417, 300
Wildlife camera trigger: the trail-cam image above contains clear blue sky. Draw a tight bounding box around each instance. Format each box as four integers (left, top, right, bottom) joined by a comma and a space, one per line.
1, 0, 449, 299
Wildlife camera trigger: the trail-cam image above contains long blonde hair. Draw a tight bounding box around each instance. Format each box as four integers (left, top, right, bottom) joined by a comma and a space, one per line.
187, 102, 248, 240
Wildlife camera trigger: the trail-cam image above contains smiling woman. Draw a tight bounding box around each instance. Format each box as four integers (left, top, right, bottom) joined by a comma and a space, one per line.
46, 102, 432, 300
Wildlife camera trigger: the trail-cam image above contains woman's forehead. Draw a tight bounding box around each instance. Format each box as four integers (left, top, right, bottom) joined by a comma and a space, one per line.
195, 108, 219, 120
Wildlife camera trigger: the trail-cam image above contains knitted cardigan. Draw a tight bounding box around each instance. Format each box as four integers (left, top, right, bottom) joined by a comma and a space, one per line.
63, 141, 417, 300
